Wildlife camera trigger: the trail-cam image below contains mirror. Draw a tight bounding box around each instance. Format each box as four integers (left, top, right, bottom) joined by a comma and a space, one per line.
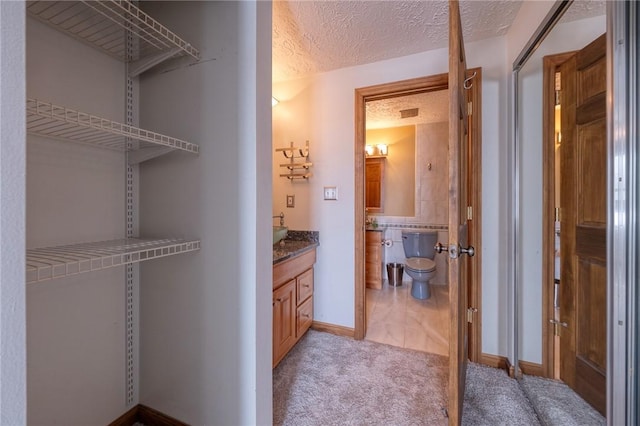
365, 90, 448, 219
513, 1, 606, 423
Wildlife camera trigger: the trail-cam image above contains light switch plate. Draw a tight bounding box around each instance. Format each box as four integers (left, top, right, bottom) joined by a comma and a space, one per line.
286, 194, 295, 208
323, 186, 338, 200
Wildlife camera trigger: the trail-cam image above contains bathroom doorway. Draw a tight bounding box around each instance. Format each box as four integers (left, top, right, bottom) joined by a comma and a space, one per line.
353, 70, 483, 363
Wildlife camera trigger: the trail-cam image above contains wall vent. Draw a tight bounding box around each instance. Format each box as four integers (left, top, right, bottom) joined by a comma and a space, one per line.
400, 108, 419, 118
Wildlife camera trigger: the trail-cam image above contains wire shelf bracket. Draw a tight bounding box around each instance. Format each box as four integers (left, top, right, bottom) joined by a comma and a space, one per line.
26, 1, 200, 74
26, 238, 201, 284
27, 98, 199, 164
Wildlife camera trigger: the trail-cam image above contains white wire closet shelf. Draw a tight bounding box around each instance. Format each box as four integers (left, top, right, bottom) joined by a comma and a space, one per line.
26, 238, 200, 284
27, 98, 199, 163
26, 0, 200, 75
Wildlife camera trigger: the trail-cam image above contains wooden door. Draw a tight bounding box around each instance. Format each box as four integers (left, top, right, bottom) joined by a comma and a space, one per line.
448, 1, 471, 424
559, 33, 606, 416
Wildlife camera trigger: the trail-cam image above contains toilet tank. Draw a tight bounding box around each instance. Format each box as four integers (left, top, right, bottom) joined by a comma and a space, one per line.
401, 231, 438, 259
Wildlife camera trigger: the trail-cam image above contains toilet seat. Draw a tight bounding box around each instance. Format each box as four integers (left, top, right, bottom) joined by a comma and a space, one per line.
405, 257, 436, 273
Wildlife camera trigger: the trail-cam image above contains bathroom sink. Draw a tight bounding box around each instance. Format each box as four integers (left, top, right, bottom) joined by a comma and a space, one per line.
273, 226, 288, 245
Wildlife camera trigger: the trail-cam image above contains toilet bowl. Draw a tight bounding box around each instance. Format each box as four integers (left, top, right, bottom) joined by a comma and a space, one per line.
401, 230, 438, 300
405, 257, 437, 299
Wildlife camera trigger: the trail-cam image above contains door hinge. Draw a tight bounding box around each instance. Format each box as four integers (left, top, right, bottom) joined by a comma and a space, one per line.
554, 207, 561, 222
467, 101, 472, 116
467, 307, 478, 323
467, 205, 473, 221
549, 319, 568, 336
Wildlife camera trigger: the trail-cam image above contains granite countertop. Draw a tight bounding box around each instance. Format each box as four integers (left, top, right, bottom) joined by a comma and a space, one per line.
365, 226, 383, 232
273, 230, 319, 265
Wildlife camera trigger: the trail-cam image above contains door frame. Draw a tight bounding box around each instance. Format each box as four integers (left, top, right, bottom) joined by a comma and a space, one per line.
353, 70, 483, 364
541, 51, 575, 379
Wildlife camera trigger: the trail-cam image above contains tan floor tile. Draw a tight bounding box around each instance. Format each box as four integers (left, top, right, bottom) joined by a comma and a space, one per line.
405, 306, 442, 331
365, 321, 405, 347
371, 302, 406, 324
405, 326, 448, 356
365, 278, 450, 355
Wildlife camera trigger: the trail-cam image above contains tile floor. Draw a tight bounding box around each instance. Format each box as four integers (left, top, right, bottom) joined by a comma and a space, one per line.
365, 281, 449, 356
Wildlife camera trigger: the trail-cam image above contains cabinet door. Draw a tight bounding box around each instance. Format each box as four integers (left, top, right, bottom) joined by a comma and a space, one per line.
365, 231, 382, 289
273, 279, 296, 367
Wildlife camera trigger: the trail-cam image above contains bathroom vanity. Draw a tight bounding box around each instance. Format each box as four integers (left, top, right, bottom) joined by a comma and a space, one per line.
365, 229, 383, 289
273, 232, 318, 368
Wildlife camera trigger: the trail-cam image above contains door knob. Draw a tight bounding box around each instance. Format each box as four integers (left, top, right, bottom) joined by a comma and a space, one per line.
435, 243, 475, 258
460, 246, 475, 257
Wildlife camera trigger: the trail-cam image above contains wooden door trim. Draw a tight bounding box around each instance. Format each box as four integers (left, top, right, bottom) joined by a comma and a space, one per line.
542, 51, 576, 379
353, 70, 482, 355
467, 68, 482, 363
354, 73, 448, 340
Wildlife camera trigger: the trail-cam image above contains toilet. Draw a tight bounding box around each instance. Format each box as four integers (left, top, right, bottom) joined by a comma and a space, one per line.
401, 230, 438, 300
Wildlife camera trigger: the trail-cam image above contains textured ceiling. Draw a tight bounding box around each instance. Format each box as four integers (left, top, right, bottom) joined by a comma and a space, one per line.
274, 0, 606, 125
366, 90, 449, 129
273, 0, 523, 82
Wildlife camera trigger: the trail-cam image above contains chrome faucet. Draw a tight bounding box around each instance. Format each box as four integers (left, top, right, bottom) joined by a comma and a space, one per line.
273, 212, 285, 226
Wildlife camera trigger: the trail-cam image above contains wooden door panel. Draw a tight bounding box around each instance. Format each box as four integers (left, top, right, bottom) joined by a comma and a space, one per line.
575, 226, 607, 262
577, 119, 607, 225
576, 34, 607, 103
577, 63, 606, 103
577, 259, 607, 369
576, 356, 606, 415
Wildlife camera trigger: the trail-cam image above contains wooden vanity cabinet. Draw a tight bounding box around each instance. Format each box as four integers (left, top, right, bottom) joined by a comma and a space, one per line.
273, 248, 316, 367
365, 230, 382, 289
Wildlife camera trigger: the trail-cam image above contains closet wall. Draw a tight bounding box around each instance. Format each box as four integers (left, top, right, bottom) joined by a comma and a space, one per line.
26, 15, 129, 423
137, 3, 272, 423
24, 1, 272, 424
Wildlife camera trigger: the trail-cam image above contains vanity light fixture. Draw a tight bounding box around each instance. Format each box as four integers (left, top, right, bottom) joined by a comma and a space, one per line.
365, 144, 388, 157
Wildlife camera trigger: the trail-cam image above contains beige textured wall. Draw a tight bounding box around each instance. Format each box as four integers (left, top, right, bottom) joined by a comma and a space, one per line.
415, 121, 449, 225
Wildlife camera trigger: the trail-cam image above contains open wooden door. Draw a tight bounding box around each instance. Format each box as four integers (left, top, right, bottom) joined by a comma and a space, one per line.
446, 1, 473, 423
558, 33, 607, 416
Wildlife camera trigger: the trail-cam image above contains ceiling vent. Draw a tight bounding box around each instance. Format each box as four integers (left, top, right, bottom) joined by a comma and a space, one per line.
400, 108, 419, 119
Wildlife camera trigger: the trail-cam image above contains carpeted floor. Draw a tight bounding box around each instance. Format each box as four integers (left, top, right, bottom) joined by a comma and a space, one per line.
273, 330, 540, 425
273, 329, 449, 425
462, 363, 540, 425
520, 374, 605, 425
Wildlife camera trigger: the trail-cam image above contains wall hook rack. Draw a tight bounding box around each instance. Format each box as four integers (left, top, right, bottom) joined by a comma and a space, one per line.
277, 140, 312, 180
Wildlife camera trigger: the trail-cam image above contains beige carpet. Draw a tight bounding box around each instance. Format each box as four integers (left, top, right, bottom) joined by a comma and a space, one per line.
273, 329, 449, 425
520, 374, 605, 425
274, 330, 543, 425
